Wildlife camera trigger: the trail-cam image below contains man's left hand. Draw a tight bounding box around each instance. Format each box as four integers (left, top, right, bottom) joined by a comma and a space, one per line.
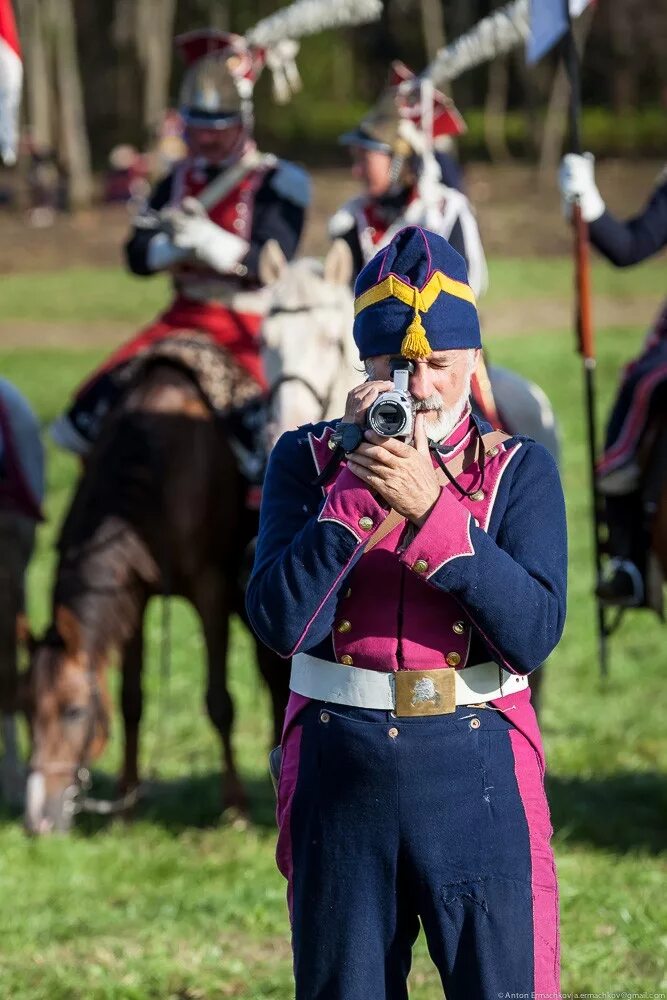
346, 412, 441, 527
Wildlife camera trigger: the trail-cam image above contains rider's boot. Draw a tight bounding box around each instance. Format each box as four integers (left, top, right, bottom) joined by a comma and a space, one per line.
50, 370, 124, 456
596, 492, 646, 608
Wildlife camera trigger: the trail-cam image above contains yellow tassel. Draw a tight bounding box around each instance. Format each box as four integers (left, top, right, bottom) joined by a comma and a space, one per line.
400, 311, 430, 361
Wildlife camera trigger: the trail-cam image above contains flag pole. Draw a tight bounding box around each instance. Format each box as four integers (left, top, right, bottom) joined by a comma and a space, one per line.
561, 2, 609, 678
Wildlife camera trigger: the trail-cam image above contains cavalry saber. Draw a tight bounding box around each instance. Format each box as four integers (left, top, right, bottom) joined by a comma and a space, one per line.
561, 4, 609, 679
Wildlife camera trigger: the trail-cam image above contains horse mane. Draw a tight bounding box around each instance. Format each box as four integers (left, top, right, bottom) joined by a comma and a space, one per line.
53, 360, 203, 651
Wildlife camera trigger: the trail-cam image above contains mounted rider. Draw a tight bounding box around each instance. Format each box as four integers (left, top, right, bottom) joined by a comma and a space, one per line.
560, 154, 667, 609
331, 63, 506, 426
330, 62, 487, 298
52, 27, 310, 454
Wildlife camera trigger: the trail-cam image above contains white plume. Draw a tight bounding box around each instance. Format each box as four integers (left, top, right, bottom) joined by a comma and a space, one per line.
247, 0, 383, 49
423, 0, 530, 88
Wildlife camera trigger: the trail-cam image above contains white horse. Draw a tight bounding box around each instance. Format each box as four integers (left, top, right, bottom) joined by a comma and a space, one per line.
258, 240, 359, 449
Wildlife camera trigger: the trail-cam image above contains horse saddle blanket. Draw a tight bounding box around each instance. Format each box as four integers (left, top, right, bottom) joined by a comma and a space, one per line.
114, 334, 269, 489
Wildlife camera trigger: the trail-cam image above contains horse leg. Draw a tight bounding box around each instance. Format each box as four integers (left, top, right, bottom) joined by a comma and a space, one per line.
194, 572, 248, 818
119, 612, 145, 795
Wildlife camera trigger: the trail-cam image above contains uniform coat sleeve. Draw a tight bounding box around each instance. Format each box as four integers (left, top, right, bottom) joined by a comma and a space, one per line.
398, 442, 567, 674
124, 174, 174, 276
589, 179, 667, 267
246, 429, 390, 657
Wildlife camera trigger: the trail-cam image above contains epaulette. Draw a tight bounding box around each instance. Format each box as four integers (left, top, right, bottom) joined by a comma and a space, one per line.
269, 160, 311, 208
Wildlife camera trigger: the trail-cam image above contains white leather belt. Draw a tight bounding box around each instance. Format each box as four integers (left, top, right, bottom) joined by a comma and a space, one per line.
290, 653, 528, 716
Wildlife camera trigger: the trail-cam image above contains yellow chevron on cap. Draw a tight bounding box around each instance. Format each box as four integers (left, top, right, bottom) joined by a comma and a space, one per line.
353, 270, 476, 317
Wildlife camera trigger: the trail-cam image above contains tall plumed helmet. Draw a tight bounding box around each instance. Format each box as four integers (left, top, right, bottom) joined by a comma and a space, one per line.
176, 30, 259, 129
339, 61, 466, 156
352, 226, 482, 360
176, 1, 384, 130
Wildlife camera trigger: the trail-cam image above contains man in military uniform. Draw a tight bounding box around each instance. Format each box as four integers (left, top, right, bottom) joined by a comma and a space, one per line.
330, 63, 486, 298
52, 29, 310, 454
560, 153, 667, 607
247, 226, 566, 999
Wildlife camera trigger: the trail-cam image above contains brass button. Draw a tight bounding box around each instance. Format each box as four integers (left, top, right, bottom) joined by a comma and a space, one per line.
340, 654, 354, 666
470, 490, 485, 502
328, 438, 337, 451
469, 717, 480, 730
413, 558, 429, 574
452, 621, 466, 635
388, 727, 399, 739
358, 516, 374, 531
344, 587, 352, 599
485, 447, 499, 458
320, 711, 330, 723
336, 619, 352, 634
446, 651, 462, 667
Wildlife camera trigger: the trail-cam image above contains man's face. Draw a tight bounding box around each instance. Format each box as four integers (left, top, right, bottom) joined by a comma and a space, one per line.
186, 123, 245, 164
350, 146, 393, 198
368, 348, 479, 441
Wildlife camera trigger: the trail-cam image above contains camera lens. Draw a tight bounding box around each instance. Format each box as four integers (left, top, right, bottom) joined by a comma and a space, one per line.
369, 401, 407, 436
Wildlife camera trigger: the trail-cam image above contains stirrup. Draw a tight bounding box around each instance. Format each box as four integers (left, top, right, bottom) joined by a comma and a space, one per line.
596, 559, 644, 608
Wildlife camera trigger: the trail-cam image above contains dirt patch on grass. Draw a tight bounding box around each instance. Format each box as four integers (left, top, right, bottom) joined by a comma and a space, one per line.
0, 160, 663, 272
1, 291, 660, 349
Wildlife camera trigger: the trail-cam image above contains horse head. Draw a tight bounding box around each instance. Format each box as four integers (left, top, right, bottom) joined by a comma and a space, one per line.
259, 239, 361, 447
24, 605, 112, 834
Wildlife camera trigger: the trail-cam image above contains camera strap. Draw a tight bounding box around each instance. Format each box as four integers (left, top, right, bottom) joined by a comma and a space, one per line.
364, 430, 509, 553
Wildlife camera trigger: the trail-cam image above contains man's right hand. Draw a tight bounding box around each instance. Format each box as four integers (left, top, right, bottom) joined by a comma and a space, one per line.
342, 380, 394, 426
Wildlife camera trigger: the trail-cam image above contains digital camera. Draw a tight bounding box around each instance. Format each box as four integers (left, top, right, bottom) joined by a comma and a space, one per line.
367, 361, 415, 440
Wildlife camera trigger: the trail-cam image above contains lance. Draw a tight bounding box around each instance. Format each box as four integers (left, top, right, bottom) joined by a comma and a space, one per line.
560, 1, 609, 679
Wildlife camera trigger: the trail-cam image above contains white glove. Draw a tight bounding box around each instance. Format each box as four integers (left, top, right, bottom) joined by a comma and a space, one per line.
558, 152, 606, 223
171, 212, 249, 273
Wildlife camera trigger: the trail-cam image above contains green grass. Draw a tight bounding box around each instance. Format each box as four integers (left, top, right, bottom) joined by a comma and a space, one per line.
0, 257, 664, 324
0, 293, 666, 996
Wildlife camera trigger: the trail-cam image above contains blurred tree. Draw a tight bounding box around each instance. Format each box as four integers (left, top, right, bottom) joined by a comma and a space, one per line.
135, 0, 177, 134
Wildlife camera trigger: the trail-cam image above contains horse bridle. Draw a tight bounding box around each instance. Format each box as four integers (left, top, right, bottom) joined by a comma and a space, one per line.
30, 651, 139, 819
264, 335, 348, 426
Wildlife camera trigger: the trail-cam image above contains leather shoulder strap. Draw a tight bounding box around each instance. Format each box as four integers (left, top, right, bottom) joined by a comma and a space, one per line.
196, 150, 270, 212
364, 430, 511, 553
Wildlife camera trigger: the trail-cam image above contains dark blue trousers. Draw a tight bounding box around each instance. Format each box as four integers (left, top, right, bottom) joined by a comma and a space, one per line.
284, 702, 559, 1000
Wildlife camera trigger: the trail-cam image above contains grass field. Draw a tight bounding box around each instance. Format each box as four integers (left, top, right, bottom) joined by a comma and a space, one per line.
0, 259, 665, 998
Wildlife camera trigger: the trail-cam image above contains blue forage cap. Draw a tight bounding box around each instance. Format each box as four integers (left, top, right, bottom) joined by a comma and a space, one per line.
352, 226, 482, 360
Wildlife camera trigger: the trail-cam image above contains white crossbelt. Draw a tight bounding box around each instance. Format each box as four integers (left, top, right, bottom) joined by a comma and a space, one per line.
290, 652, 528, 711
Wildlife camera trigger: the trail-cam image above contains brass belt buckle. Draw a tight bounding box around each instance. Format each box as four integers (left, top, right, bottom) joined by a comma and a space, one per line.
393, 669, 457, 717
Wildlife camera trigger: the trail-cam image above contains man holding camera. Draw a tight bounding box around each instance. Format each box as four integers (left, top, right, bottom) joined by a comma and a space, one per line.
246, 226, 566, 999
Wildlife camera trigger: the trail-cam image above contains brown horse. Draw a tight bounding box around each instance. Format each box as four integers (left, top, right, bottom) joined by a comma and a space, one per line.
24, 358, 287, 834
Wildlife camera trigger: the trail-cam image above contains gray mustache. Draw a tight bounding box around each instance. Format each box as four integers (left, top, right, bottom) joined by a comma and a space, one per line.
415, 395, 443, 412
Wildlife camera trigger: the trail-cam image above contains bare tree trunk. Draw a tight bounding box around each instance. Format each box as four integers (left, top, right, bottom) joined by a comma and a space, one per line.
484, 57, 512, 162
16, 0, 53, 149
538, 8, 594, 189
206, 0, 230, 31
48, 0, 93, 208
135, 0, 176, 136
418, 0, 446, 66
